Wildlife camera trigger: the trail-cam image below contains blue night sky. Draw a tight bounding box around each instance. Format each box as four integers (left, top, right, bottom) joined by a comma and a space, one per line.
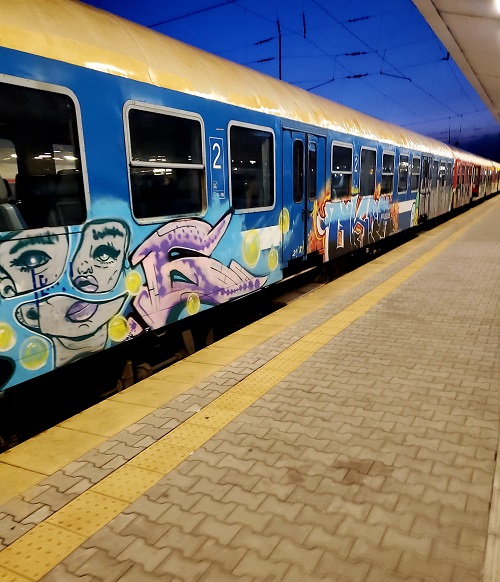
82, 0, 500, 160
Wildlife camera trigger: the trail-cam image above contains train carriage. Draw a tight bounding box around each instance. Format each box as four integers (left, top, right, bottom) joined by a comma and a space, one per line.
0, 0, 498, 394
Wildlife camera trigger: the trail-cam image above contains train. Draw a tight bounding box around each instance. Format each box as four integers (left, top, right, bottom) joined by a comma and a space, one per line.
0, 0, 499, 402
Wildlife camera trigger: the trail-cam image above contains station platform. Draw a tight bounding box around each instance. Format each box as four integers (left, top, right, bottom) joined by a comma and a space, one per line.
0, 196, 498, 582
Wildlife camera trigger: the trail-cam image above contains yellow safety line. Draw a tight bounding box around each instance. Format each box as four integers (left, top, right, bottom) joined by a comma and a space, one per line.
0, 205, 492, 581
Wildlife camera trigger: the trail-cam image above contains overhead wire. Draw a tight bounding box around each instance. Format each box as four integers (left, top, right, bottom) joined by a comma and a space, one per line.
309, 0, 478, 128
148, 0, 489, 137
148, 0, 238, 28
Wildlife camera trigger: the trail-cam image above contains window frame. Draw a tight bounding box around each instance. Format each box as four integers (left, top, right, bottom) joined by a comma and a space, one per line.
431, 160, 439, 189
359, 146, 377, 198
398, 153, 409, 194
381, 151, 395, 195
124, 100, 207, 223
227, 120, 276, 214
410, 156, 421, 192
307, 140, 317, 202
330, 141, 353, 199
0, 73, 89, 229
292, 139, 304, 204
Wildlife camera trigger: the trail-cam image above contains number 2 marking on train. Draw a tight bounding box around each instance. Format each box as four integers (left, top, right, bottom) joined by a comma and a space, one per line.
210, 137, 225, 199
212, 142, 222, 169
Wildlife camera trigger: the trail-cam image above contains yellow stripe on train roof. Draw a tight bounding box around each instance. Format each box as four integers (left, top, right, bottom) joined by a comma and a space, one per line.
0, 0, 468, 158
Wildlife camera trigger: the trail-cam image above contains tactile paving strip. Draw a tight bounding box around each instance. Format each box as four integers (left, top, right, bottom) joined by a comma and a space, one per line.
0, 523, 85, 580
92, 465, 163, 503
45, 491, 128, 538
129, 442, 193, 473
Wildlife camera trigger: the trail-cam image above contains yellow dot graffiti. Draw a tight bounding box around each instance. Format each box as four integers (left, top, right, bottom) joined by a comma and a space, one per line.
0, 322, 15, 352
268, 247, 279, 271
108, 315, 129, 342
242, 230, 261, 268
186, 293, 201, 315
20, 337, 50, 370
279, 208, 290, 234
125, 271, 142, 295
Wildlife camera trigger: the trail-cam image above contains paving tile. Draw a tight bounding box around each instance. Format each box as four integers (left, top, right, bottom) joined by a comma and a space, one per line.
315, 553, 371, 581
154, 548, 210, 580
1, 498, 43, 522
73, 548, 133, 581
270, 537, 324, 572
154, 524, 207, 559
349, 536, 402, 571
232, 550, 290, 580
396, 550, 455, 581
117, 537, 172, 572
116, 564, 178, 582
194, 515, 242, 546
263, 515, 314, 545
25, 487, 78, 513
196, 537, 247, 571
0, 514, 33, 545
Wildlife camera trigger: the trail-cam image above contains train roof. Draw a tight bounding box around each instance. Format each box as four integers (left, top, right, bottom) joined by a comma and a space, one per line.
0, 0, 496, 166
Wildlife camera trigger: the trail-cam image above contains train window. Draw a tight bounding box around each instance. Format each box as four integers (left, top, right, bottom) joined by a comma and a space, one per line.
439, 163, 446, 187
0, 80, 86, 231
431, 161, 439, 188
381, 153, 394, 195
398, 155, 409, 193
421, 157, 430, 190
411, 157, 420, 191
229, 124, 274, 211
360, 148, 376, 197
128, 107, 205, 219
331, 144, 352, 198
307, 142, 317, 201
293, 140, 304, 203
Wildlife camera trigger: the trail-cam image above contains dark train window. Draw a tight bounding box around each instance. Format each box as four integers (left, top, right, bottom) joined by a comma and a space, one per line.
381, 153, 394, 195
293, 140, 304, 203
307, 142, 317, 201
411, 157, 420, 191
446, 163, 452, 187
128, 107, 205, 219
0, 80, 86, 231
398, 155, 409, 193
360, 148, 376, 197
331, 144, 352, 198
431, 160, 439, 188
230, 124, 274, 211
439, 163, 446, 187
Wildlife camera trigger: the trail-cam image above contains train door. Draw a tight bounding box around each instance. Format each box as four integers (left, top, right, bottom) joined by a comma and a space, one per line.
282, 130, 325, 263
420, 156, 431, 220
429, 159, 439, 219
437, 161, 446, 216
446, 162, 453, 210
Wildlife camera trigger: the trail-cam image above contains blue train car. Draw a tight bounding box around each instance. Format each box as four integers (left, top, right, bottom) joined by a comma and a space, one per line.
0, 0, 498, 392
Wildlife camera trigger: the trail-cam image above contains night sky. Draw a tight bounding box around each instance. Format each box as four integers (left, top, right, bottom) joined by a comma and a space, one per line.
82, 0, 500, 160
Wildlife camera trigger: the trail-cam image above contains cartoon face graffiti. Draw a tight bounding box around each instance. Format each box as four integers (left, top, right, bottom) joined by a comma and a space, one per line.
0, 228, 68, 298
15, 293, 127, 366
10, 219, 131, 369
71, 220, 129, 294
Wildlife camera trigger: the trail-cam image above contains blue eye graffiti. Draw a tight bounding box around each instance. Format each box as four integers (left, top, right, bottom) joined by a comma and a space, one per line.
10, 250, 51, 273
92, 244, 121, 265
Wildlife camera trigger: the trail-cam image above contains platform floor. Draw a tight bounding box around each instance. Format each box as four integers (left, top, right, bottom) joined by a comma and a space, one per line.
0, 196, 498, 582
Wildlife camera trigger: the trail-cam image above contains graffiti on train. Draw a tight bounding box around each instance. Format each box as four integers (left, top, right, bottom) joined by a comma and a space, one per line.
129, 213, 268, 331
309, 185, 401, 261
0, 213, 272, 388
